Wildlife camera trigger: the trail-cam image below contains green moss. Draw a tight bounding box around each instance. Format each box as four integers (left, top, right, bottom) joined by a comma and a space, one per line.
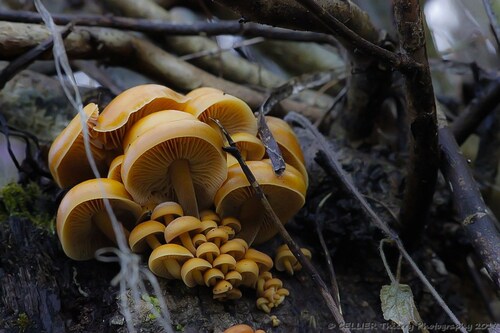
0, 182, 55, 233
141, 294, 161, 322
16, 312, 30, 332
175, 324, 185, 332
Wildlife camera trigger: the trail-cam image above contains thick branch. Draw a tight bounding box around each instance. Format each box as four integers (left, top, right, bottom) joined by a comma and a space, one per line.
0, 22, 322, 118
394, 0, 439, 248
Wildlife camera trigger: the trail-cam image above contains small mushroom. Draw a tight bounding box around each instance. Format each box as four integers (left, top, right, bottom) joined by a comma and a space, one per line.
107, 154, 124, 182
56, 178, 142, 260
244, 248, 273, 274
215, 160, 306, 245
212, 279, 233, 298
196, 242, 220, 264
221, 217, 242, 234
213, 254, 237, 275
121, 113, 227, 216
48, 103, 108, 188
181, 257, 212, 287
225, 270, 243, 287
164, 216, 201, 254
235, 259, 259, 288
192, 233, 207, 248
151, 201, 184, 225
223, 324, 254, 333
220, 239, 247, 261
204, 268, 225, 287
199, 209, 221, 223
128, 220, 165, 253
197, 220, 218, 235
275, 245, 311, 275
148, 243, 194, 279
206, 227, 229, 247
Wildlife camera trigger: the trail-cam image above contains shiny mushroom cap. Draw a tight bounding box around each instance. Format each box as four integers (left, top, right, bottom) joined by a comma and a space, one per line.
107, 154, 124, 182
185, 90, 258, 136
244, 248, 273, 273
215, 159, 306, 245
92, 84, 189, 150
181, 257, 212, 287
148, 243, 194, 279
151, 201, 184, 225
196, 241, 220, 264
164, 216, 201, 254
226, 132, 265, 167
128, 220, 165, 253
186, 87, 223, 99
48, 103, 108, 188
223, 324, 254, 333
235, 259, 259, 288
56, 178, 142, 260
121, 116, 227, 212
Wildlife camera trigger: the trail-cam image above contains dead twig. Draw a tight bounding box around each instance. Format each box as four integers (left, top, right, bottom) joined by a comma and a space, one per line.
0, 22, 72, 90
482, 0, 500, 49
211, 118, 350, 333
285, 111, 467, 332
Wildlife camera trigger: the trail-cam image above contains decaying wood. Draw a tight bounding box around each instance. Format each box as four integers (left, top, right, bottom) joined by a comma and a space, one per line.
0, 22, 325, 119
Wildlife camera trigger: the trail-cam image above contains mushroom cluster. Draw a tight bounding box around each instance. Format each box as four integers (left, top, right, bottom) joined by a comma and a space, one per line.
49, 84, 309, 313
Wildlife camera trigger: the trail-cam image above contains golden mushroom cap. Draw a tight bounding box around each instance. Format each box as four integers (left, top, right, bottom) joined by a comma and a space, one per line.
225, 270, 243, 287
265, 116, 308, 185
220, 239, 247, 261
244, 248, 273, 273
192, 233, 207, 248
235, 259, 260, 288
226, 132, 265, 167
181, 257, 212, 287
204, 267, 225, 287
221, 217, 242, 234
92, 84, 189, 150
56, 178, 142, 260
199, 209, 221, 223
48, 103, 108, 188
185, 90, 258, 136
107, 154, 124, 182
151, 201, 184, 225
121, 118, 227, 207
223, 324, 254, 333
215, 160, 306, 245
213, 279, 233, 296
197, 220, 218, 235
213, 254, 237, 273
206, 227, 229, 245
148, 243, 194, 279
186, 87, 223, 99
196, 242, 220, 264
274, 245, 298, 275
128, 220, 165, 253
122, 110, 195, 153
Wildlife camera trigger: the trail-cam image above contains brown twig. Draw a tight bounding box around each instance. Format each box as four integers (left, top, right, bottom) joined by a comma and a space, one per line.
0, 22, 72, 90
0, 9, 339, 46
211, 118, 350, 332
438, 111, 500, 290
451, 78, 500, 145
285, 111, 467, 331
393, 0, 439, 249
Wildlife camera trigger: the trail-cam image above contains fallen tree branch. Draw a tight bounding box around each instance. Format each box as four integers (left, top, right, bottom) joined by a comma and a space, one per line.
0, 22, 325, 119
394, 0, 439, 249
437, 109, 500, 290
285, 112, 467, 332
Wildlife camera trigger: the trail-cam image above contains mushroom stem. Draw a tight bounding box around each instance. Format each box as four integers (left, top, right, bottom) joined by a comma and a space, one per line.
146, 234, 162, 249
93, 211, 130, 243
179, 233, 197, 255
169, 159, 199, 218
163, 258, 182, 279
192, 269, 204, 286
283, 260, 294, 276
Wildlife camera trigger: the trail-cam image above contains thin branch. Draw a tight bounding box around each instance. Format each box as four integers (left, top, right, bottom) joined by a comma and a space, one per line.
482, 0, 500, 48
211, 118, 350, 332
0, 9, 339, 46
451, 78, 500, 145
285, 112, 467, 332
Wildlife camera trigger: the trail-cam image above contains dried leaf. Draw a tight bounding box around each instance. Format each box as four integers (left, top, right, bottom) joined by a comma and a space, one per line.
380, 282, 421, 333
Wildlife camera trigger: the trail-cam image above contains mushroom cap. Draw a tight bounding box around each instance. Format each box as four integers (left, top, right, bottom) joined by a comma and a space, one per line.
213, 254, 237, 271
181, 257, 212, 287
223, 324, 254, 333
197, 220, 218, 235
221, 217, 242, 234
204, 267, 225, 286
199, 209, 221, 223
122, 110, 196, 153
214, 160, 306, 244
192, 233, 207, 248
148, 243, 194, 279
48, 103, 108, 188
265, 116, 308, 185
226, 132, 265, 167
206, 227, 230, 244
128, 220, 165, 253
220, 239, 247, 261
213, 279, 233, 295
184, 91, 258, 136
56, 178, 142, 260
164, 216, 201, 243
121, 118, 227, 207
274, 246, 297, 273
225, 270, 243, 286
196, 242, 220, 263
235, 259, 259, 288
186, 87, 223, 99
107, 154, 124, 182
92, 84, 189, 150
151, 201, 184, 224
244, 248, 273, 273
